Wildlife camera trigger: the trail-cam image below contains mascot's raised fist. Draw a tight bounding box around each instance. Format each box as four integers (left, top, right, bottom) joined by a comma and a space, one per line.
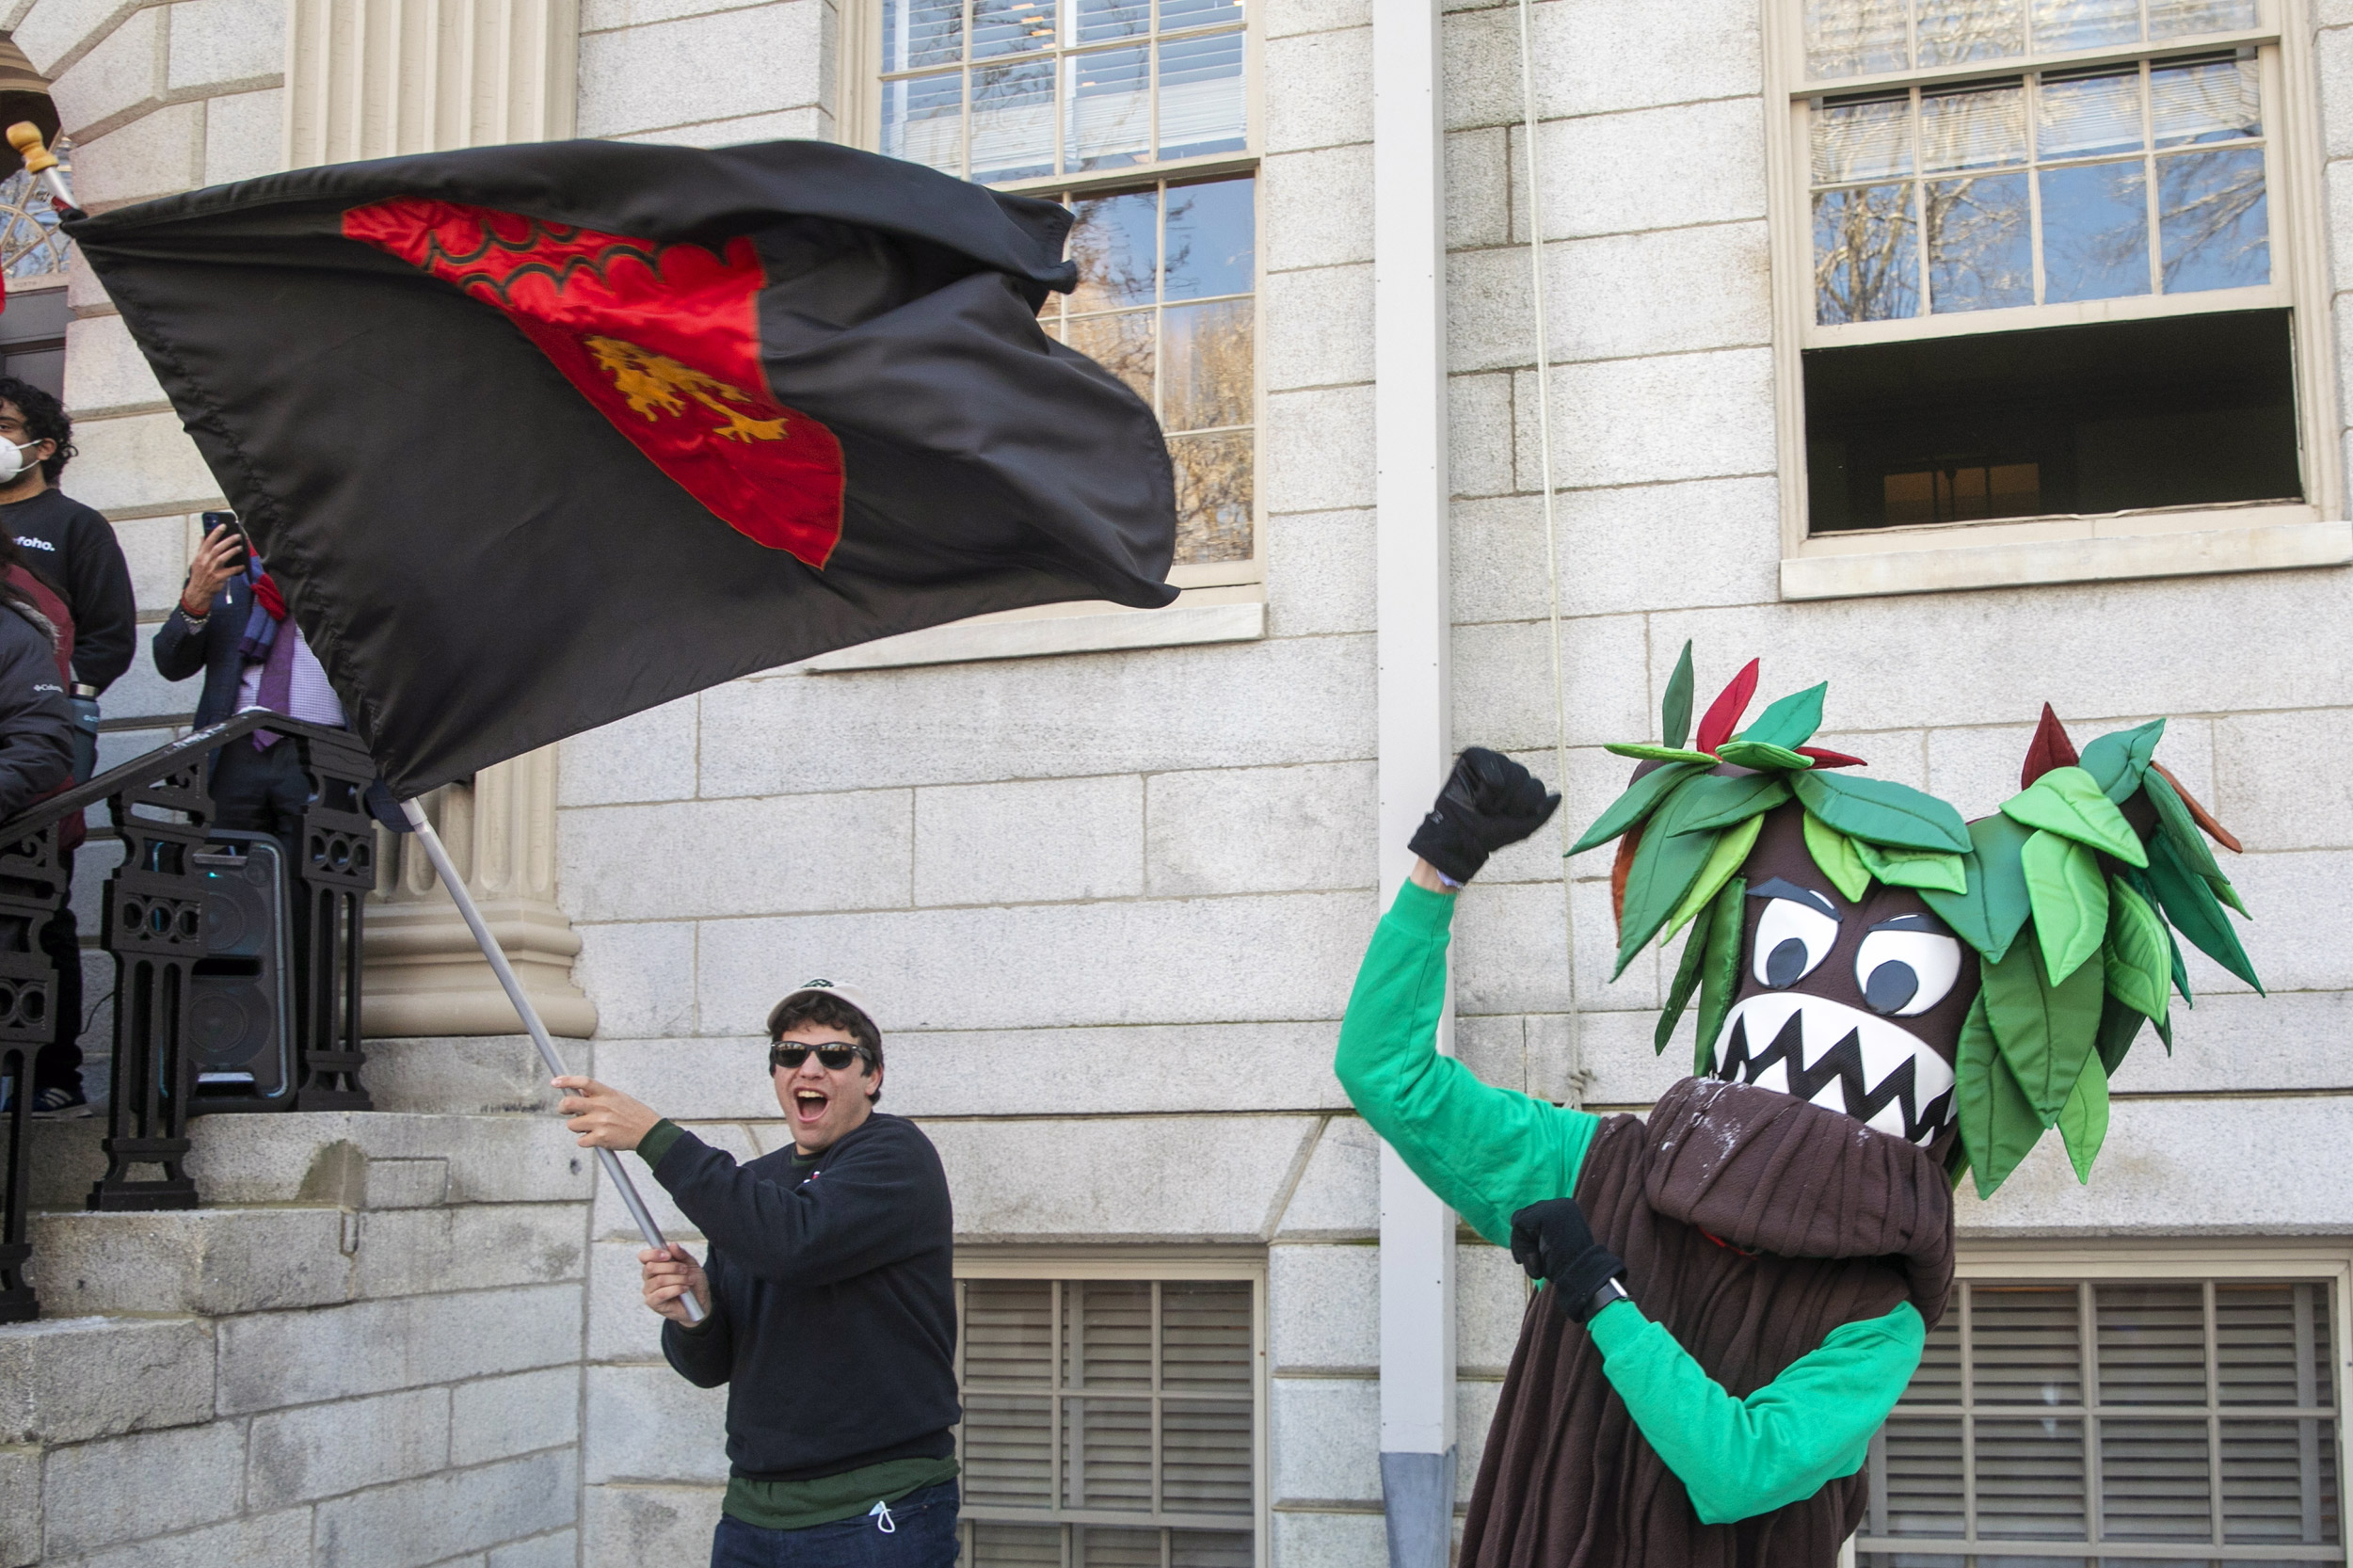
1509, 1197, 1626, 1321
1408, 746, 1561, 885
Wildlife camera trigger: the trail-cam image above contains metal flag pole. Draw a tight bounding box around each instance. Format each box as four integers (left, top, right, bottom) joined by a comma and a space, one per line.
399, 797, 703, 1323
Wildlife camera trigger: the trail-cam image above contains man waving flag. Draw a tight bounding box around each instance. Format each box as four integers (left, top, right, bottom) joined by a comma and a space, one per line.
66, 138, 1177, 795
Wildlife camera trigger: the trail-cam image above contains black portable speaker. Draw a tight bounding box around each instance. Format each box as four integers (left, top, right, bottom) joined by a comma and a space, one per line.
185, 830, 295, 1111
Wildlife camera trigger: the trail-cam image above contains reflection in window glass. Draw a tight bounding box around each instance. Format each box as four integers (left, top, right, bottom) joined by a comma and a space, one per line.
2041, 159, 2152, 300
2153, 54, 2260, 146
1814, 184, 1920, 323
884, 0, 963, 70
1921, 83, 2025, 170
973, 0, 1056, 57
2038, 68, 2143, 157
2031, 0, 2139, 51
1814, 96, 1913, 184
1074, 0, 1147, 43
1806, 0, 1910, 78
1159, 31, 1247, 160
972, 61, 1057, 182
883, 72, 965, 172
1065, 48, 1149, 171
2161, 146, 2269, 292
1160, 0, 1243, 27
1927, 174, 2032, 310
1039, 177, 1257, 566
2149, 0, 2258, 37
1164, 179, 1255, 300
1916, 0, 2024, 66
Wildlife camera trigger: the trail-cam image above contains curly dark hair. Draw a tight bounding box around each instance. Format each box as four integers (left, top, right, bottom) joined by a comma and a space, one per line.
765, 991, 884, 1103
0, 376, 74, 484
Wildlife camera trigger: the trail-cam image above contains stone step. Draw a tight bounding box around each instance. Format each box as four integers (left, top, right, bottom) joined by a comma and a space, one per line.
14, 1108, 593, 1212
0, 1313, 216, 1448
27, 1205, 354, 1317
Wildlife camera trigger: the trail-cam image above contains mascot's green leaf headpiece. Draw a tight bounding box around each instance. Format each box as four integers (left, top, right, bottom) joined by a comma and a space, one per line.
1571, 642, 2260, 1198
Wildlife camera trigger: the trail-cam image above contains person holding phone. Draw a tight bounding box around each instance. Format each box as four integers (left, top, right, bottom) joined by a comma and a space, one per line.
554, 980, 962, 1567
0, 376, 136, 1120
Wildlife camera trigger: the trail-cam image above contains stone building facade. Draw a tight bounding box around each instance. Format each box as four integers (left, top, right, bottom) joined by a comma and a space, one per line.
3, 0, 2351, 1561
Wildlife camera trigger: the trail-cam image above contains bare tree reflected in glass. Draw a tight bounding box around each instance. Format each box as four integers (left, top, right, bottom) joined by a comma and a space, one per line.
1815, 184, 1919, 323
2159, 148, 2267, 291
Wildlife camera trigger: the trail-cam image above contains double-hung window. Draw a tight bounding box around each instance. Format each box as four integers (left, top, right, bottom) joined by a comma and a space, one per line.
1769, 0, 2346, 597
848, 0, 1259, 628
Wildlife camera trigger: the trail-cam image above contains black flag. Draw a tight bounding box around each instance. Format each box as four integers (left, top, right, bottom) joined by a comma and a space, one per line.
69, 139, 1176, 795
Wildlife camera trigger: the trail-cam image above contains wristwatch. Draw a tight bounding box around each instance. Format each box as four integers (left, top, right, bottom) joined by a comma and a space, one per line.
1574, 1276, 1631, 1324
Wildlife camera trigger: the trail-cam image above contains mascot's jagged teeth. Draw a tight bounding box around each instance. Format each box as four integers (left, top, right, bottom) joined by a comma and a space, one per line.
1715, 992, 1958, 1145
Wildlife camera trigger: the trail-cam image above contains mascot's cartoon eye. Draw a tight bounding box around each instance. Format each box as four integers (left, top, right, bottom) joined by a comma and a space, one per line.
1853, 916, 1961, 1016
1750, 886, 1840, 989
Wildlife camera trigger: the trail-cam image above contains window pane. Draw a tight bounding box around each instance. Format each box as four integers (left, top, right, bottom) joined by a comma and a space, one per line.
2150, 0, 2259, 37
967, 1395, 1056, 1507
1917, 0, 2025, 65
1169, 430, 1253, 564
1162, 1400, 1254, 1513
2100, 1283, 2212, 1404
2153, 53, 2260, 146
1068, 188, 1160, 312
1907, 1312, 1961, 1402
1974, 1286, 2083, 1405
2032, 0, 2140, 51
1067, 309, 1156, 406
974, 0, 1055, 57
1064, 1397, 1154, 1512
1162, 300, 1253, 430
2218, 1284, 2332, 1408
1883, 1417, 1966, 1535
2220, 1417, 2339, 1544
1075, 0, 1149, 42
1814, 184, 1920, 324
2041, 159, 2150, 300
1160, 0, 1244, 28
968, 1279, 1055, 1385
884, 0, 964, 72
1929, 174, 2033, 311
1075, 1527, 1160, 1566
1814, 95, 1913, 184
1170, 1531, 1255, 1568
1922, 83, 2025, 171
1163, 177, 1255, 301
2038, 67, 2144, 158
972, 60, 1057, 181
1067, 46, 1150, 170
882, 72, 966, 174
1159, 31, 1247, 160
973, 1523, 1064, 1566
1805, 0, 1909, 78
1065, 1280, 1153, 1390
1977, 1416, 2087, 1539
1161, 1280, 1254, 1393
2160, 146, 2268, 292
2103, 1415, 2215, 1541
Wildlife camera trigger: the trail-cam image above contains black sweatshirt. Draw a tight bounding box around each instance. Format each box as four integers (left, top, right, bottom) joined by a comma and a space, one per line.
653, 1112, 960, 1480
4, 488, 135, 694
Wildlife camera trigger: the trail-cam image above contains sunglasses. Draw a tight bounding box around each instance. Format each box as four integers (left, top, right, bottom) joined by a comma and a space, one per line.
769, 1042, 872, 1072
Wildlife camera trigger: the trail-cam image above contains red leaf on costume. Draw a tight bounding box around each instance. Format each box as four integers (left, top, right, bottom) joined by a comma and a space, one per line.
1694, 659, 1760, 755
1794, 746, 1866, 768
2020, 702, 2079, 788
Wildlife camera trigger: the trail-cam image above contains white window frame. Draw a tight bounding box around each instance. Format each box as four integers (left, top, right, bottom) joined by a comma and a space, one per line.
1850, 1239, 2353, 1564
819, 2, 1267, 671
1762, 0, 2353, 601
951, 1248, 1272, 1568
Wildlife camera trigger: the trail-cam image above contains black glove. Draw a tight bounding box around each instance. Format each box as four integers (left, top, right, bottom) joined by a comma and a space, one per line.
1406, 747, 1561, 885
1510, 1198, 1625, 1323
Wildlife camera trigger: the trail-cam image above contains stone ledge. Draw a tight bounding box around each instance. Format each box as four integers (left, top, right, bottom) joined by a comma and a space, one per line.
1781, 518, 2353, 600
0, 1315, 215, 1447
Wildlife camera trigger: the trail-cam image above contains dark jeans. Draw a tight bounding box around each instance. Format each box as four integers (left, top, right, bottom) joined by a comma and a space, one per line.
711, 1483, 960, 1568
30, 846, 79, 1094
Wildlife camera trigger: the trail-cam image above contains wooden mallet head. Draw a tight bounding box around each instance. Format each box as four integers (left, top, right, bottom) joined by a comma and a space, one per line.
7, 121, 55, 174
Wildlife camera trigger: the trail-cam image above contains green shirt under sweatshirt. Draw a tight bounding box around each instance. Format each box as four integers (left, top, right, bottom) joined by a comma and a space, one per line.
639, 1123, 961, 1532
1334, 878, 1925, 1527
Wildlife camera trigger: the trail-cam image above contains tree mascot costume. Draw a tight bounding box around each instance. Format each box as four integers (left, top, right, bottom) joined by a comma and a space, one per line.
1335, 644, 2262, 1567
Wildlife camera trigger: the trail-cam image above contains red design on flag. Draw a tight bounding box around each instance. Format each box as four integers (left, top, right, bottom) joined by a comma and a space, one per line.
342, 198, 846, 567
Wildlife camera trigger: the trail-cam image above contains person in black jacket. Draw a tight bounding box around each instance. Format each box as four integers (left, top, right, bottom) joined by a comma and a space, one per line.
556, 981, 960, 1567
0, 378, 135, 1118
0, 565, 79, 1120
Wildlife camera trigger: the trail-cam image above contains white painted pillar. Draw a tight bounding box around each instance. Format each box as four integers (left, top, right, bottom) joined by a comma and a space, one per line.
1371, 0, 1456, 1555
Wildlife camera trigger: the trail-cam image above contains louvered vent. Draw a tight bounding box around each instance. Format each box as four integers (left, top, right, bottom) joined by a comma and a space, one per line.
1859, 1276, 2341, 1564
956, 1274, 1259, 1567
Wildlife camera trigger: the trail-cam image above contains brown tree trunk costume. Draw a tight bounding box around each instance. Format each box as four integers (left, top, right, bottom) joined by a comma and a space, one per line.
1462, 1077, 1954, 1568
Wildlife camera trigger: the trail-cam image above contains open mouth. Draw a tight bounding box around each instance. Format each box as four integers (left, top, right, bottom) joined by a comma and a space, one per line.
792, 1088, 830, 1124
1714, 992, 1958, 1145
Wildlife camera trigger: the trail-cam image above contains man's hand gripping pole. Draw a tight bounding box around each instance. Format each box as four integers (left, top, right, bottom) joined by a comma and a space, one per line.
399, 797, 704, 1323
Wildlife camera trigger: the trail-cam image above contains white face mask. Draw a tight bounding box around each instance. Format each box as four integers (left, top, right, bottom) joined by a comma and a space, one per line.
0, 439, 41, 484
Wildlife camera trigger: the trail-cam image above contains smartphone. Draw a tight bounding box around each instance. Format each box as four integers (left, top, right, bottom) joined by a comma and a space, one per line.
200, 509, 245, 552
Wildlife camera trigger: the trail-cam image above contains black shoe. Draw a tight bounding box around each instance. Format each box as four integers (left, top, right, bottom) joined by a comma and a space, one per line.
29, 1086, 89, 1119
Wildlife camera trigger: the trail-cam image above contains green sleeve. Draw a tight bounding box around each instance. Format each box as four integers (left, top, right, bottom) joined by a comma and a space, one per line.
1587, 1297, 1925, 1525
1333, 879, 1600, 1245
638, 1118, 686, 1171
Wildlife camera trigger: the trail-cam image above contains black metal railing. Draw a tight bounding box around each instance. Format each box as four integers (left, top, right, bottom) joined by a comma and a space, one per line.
0, 712, 380, 1321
